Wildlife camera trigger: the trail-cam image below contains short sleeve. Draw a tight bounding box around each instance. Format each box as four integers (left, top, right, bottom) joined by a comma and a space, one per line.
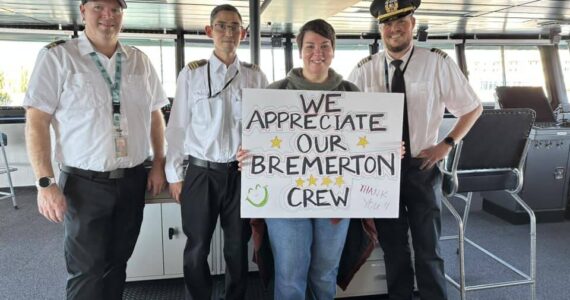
23, 49, 63, 114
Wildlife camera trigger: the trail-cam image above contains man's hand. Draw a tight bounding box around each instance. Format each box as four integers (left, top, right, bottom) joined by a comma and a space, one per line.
417, 142, 453, 170
147, 163, 167, 196
37, 185, 67, 223
169, 181, 183, 203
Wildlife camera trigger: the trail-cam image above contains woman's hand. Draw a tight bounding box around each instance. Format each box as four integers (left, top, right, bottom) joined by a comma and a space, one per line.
401, 141, 406, 159
236, 146, 250, 171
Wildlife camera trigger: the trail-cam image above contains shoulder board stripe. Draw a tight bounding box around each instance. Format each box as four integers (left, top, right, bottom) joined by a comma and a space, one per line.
187, 59, 207, 70
240, 61, 260, 71
357, 55, 373, 68
45, 40, 66, 49
431, 48, 448, 58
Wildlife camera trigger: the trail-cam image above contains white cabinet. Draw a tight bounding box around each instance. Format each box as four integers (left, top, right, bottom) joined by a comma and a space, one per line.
126, 204, 164, 279
127, 195, 390, 298
336, 247, 388, 298
161, 203, 188, 276
126, 194, 216, 281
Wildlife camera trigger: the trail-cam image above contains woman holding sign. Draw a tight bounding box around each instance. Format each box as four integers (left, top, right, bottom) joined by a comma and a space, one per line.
242, 19, 379, 300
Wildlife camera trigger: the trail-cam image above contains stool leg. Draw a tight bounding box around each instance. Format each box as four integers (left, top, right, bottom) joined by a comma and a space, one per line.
6, 169, 18, 209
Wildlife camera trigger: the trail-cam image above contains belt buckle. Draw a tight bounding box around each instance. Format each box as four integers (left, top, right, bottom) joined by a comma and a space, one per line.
109, 169, 125, 179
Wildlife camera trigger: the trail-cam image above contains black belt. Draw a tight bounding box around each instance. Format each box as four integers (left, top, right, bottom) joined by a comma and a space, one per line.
188, 156, 238, 171
60, 164, 144, 180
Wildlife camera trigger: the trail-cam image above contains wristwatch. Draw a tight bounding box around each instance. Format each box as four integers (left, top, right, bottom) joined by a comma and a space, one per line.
443, 136, 455, 147
36, 176, 56, 189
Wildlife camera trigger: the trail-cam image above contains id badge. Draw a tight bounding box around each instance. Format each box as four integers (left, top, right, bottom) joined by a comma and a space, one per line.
114, 135, 128, 158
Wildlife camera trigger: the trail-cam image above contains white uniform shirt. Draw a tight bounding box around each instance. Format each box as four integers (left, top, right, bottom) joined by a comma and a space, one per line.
165, 53, 269, 183
348, 46, 481, 157
24, 33, 169, 171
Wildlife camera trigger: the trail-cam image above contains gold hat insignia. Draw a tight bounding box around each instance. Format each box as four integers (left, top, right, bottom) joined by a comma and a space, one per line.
385, 0, 399, 13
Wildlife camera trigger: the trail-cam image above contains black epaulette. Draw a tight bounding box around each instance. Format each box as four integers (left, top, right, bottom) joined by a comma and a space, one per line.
187, 59, 207, 70
431, 48, 448, 58
44, 40, 66, 49
357, 55, 373, 68
240, 61, 261, 71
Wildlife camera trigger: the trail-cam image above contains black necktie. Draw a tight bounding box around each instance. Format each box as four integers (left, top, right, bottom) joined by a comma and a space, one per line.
391, 59, 410, 158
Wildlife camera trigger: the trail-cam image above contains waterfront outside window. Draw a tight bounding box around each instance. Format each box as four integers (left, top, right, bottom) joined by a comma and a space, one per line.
0, 39, 56, 106
122, 39, 176, 98
0, 36, 176, 105
465, 46, 503, 103
184, 43, 285, 83
558, 43, 570, 97
465, 45, 546, 104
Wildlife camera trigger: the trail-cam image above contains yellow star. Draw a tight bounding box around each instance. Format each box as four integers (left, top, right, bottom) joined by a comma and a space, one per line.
357, 136, 369, 148
321, 176, 332, 187
308, 175, 318, 186
271, 136, 282, 149
296, 177, 305, 188
335, 176, 345, 187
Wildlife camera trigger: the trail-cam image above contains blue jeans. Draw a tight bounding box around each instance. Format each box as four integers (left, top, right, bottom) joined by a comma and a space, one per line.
266, 218, 350, 300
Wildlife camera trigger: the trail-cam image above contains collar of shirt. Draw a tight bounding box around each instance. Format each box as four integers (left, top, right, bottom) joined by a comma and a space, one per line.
209, 52, 241, 76
77, 31, 129, 59
385, 45, 414, 71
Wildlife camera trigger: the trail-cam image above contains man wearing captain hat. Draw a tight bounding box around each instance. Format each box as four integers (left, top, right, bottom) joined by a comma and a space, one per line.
24, 0, 169, 299
349, 0, 482, 299
82, 0, 127, 8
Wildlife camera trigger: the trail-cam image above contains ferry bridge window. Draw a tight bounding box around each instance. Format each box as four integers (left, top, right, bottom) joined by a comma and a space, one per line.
121, 39, 176, 98
465, 45, 546, 104
558, 43, 570, 97
184, 42, 285, 83
0, 34, 177, 104
0, 35, 67, 106
291, 42, 454, 80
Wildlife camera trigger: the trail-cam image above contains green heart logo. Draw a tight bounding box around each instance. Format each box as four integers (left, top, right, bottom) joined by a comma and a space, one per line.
246, 184, 269, 207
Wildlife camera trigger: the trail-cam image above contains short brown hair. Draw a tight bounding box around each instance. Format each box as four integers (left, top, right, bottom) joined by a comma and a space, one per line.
296, 19, 336, 54
210, 4, 242, 25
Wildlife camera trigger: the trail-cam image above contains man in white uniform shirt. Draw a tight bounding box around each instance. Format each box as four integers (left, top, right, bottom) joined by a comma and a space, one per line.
24, 0, 169, 299
348, 0, 482, 299
165, 4, 268, 300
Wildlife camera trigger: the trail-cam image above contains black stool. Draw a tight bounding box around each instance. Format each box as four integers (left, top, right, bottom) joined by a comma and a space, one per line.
439, 108, 536, 299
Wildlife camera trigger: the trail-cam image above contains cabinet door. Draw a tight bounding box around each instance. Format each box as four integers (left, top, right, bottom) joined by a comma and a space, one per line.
335, 260, 388, 298
162, 203, 216, 276
162, 203, 187, 275
127, 204, 164, 279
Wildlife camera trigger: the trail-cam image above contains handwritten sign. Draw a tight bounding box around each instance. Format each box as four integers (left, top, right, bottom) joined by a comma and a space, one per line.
241, 89, 403, 218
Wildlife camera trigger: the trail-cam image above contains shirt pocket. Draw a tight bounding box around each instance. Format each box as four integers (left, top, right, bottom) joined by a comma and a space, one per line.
125, 74, 151, 108
406, 81, 431, 115
190, 90, 212, 125
61, 73, 102, 110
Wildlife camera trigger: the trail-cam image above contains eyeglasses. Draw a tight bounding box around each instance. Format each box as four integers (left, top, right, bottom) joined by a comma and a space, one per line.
89, 4, 123, 15
213, 23, 243, 33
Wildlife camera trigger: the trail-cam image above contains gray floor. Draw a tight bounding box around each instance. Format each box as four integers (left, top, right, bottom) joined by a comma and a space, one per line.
1, 187, 570, 299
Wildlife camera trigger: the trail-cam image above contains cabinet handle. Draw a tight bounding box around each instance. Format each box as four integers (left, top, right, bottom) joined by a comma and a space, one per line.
168, 227, 177, 240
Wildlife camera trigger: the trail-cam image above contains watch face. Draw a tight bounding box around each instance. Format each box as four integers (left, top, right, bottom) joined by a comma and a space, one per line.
444, 137, 455, 146
38, 177, 52, 188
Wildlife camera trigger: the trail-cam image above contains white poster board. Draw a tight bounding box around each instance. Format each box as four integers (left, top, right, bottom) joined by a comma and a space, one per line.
241, 89, 403, 218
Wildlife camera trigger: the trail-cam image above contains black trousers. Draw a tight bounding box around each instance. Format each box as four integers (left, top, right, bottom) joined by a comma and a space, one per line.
60, 165, 147, 300
375, 158, 447, 300
180, 164, 251, 300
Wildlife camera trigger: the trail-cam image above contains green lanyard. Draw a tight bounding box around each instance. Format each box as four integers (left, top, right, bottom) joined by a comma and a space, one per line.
89, 51, 123, 131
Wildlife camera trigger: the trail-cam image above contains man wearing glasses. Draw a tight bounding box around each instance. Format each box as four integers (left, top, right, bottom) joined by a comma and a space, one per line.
165, 4, 268, 300
24, 0, 168, 299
